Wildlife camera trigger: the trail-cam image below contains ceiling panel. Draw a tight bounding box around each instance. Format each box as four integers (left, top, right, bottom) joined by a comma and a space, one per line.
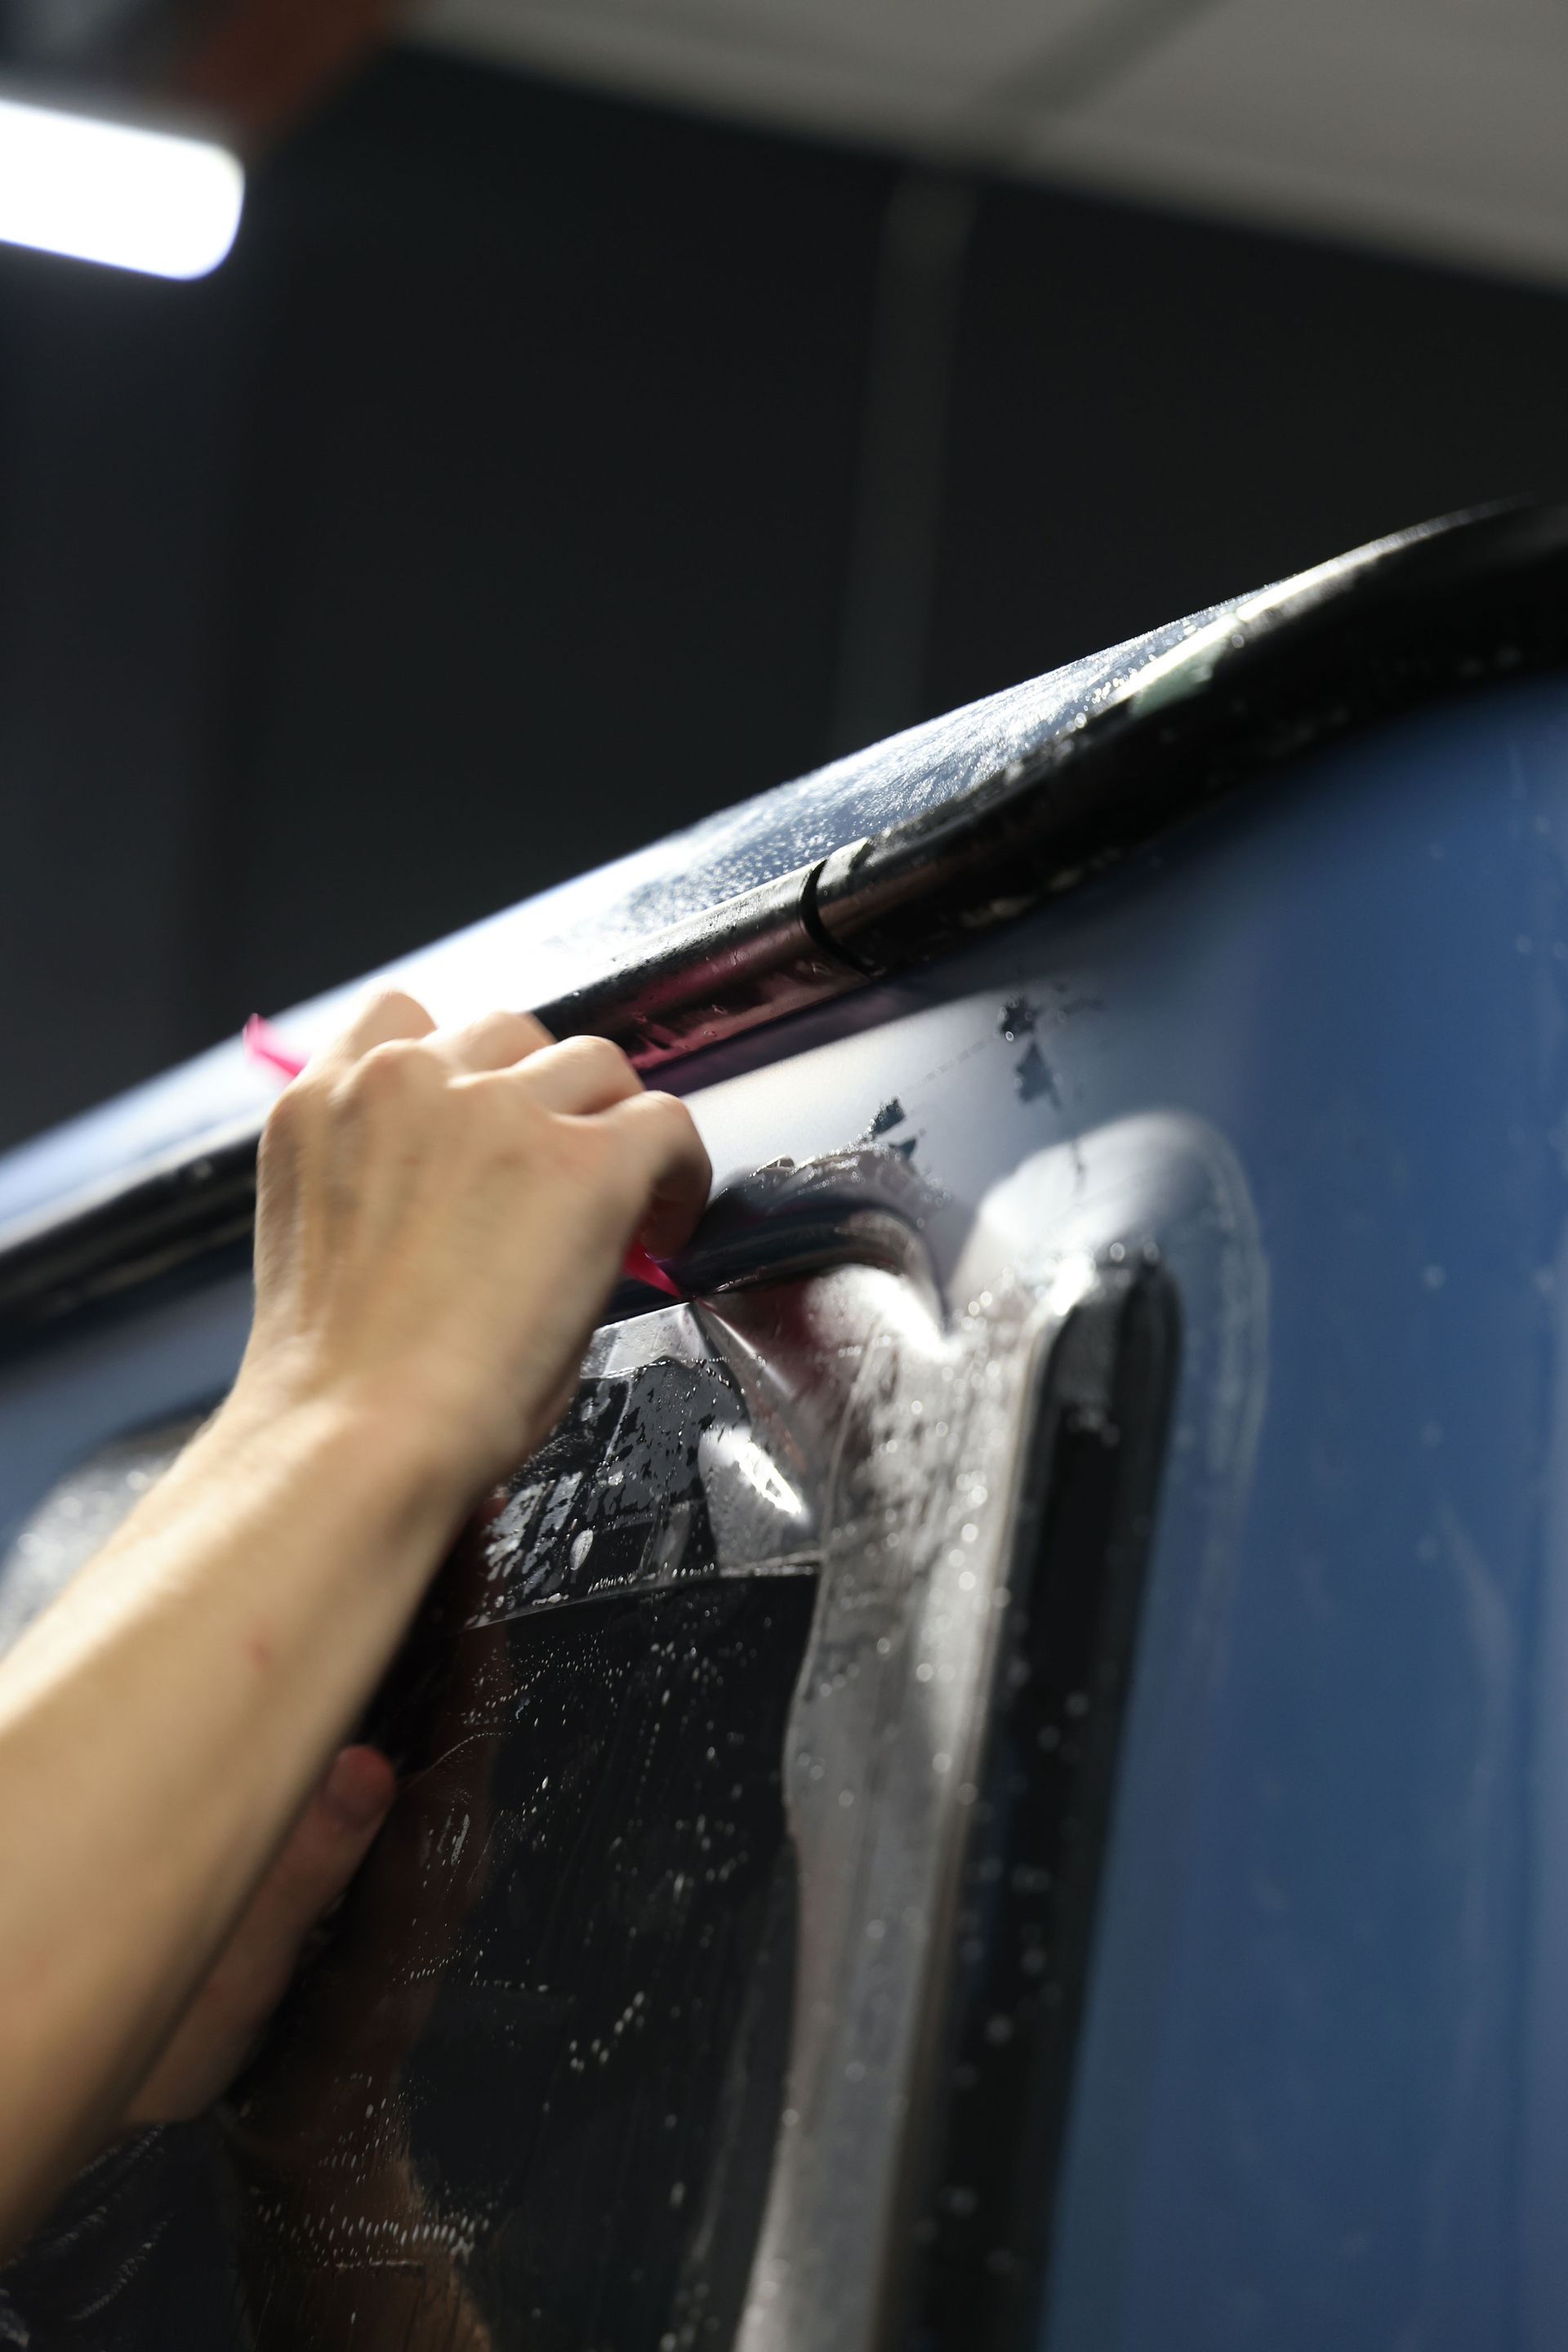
407, 0, 1568, 285
409, 0, 1134, 149
1031, 0, 1568, 282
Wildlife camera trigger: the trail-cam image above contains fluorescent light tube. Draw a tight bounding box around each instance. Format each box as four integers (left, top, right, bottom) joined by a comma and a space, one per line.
0, 91, 243, 279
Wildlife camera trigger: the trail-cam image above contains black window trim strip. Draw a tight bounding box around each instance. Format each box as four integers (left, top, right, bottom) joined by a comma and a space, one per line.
4, 496, 1568, 1345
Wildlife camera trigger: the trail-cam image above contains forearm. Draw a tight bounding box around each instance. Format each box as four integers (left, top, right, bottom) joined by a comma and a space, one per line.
0, 990, 710, 2254
0, 1383, 465, 2248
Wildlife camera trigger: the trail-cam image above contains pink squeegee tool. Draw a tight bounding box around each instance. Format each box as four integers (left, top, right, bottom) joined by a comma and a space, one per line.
243, 1016, 683, 1300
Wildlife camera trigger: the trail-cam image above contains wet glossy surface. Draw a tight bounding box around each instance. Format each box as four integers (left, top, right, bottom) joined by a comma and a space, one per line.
236, 1575, 814, 2350
0, 1123, 1244, 2349
220, 1316, 834, 2345
7, 675, 1568, 2345
0, 590, 1229, 1231
908, 1267, 1182, 2351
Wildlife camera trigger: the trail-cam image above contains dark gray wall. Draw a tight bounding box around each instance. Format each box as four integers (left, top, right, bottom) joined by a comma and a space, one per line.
2, 47, 1568, 1152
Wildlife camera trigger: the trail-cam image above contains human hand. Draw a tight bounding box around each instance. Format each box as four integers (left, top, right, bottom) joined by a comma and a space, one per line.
233, 991, 711, 1510
121, 1744, 395, 2130
0, 1006, 706, 2254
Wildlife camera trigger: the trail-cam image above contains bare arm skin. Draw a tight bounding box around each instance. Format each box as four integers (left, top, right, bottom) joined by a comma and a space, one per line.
0, 991, 710, 2253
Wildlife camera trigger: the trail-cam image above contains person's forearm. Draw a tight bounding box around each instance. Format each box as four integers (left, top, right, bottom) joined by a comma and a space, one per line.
0, 990, 710, 2254
0, 1381, 465, 2250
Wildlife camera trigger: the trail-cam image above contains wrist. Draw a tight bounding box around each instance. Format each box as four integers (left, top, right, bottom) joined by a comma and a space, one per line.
213, 1367, 480, 1548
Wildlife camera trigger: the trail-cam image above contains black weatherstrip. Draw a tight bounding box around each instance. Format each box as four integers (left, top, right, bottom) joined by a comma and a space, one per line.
896, 1265, 1181, 2352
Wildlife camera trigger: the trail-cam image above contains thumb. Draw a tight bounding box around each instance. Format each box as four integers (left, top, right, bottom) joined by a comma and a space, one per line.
124, 1745, 396, 2127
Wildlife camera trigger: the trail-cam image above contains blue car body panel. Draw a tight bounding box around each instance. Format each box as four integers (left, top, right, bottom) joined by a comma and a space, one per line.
5, 515, 1568, 2347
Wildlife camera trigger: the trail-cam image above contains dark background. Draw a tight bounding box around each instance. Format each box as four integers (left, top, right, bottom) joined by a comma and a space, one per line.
2, 43, 1568, 1152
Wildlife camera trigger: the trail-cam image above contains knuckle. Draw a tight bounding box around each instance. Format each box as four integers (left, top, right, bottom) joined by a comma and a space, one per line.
577, 1034, 635, 1084
260, 1082, 309, 1152
498, 1009, 554, 1056
457, 1008, 546, 1067
631, 1087, 679, 1125
541, 1033, 635, 1095
350, 1036, 435, 1103
358, 985, 427, 1030
630, 1088, 699, 1152
257, 1087, 322, 1187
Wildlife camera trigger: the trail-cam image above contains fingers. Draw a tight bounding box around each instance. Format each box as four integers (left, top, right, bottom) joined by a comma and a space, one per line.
245, 992, 713, 1498
339, 989, 437, 1054
123, 1746, 396, 2127
317, 1744, 399, 1839
606, 1089, 713, 1258
309, 1003, 638, 1114
436, 1009, 554, 1075
308, 988, 438, 1085
510, 1034, 645, 1115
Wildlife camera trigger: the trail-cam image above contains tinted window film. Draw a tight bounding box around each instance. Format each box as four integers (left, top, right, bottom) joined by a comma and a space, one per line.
0, 1323, 827, 2351
0, 1136, 1218, 2352
232, 1330, 826, 2350
237, 1570, 813, 2350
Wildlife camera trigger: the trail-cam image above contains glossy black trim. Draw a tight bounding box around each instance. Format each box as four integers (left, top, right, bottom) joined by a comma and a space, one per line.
816, 500, 1568, 973
532, 862, 864, 1064
670, 1147, 940, 1303
0, 1125, 259, 1350
4, 497, 1568, 1341
897, 1263, 1180, 2352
